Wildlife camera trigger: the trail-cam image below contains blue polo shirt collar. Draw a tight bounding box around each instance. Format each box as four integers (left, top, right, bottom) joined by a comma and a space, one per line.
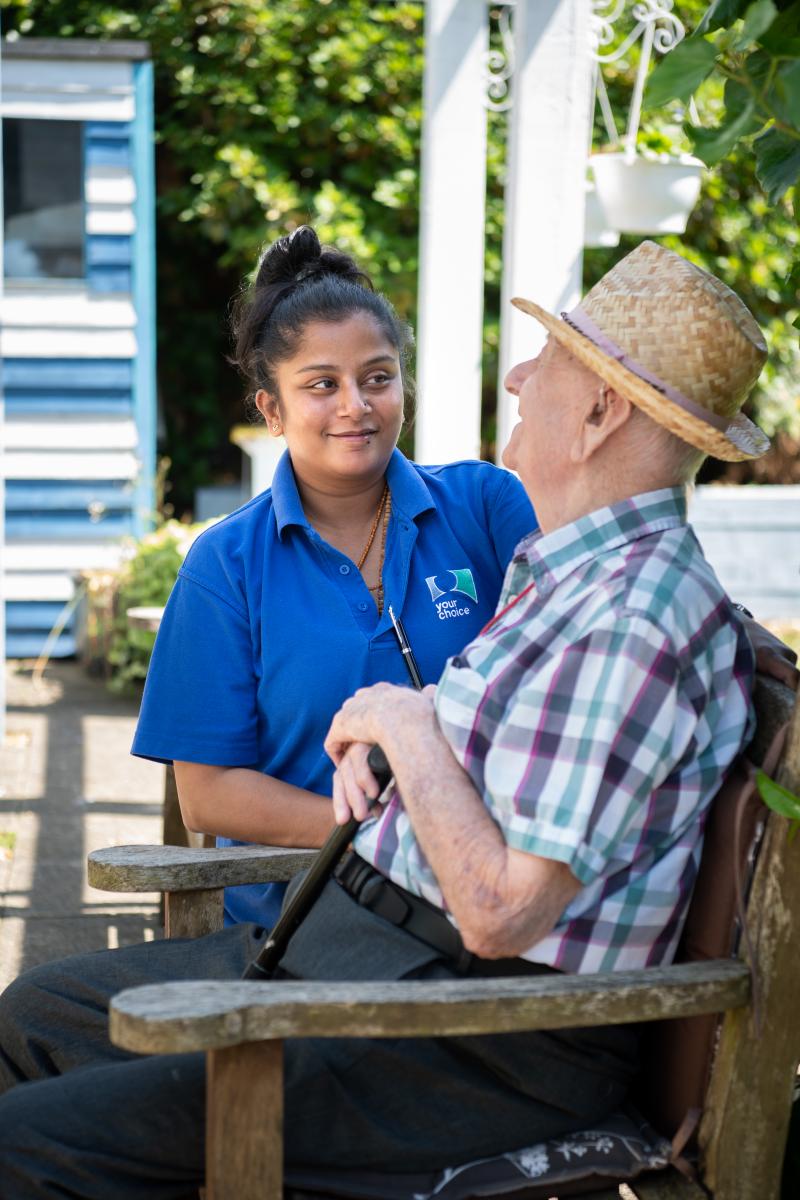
271, 448, 435, 538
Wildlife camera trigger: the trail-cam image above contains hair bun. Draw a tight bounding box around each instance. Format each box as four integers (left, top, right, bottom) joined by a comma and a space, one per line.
255, 226, 369, 291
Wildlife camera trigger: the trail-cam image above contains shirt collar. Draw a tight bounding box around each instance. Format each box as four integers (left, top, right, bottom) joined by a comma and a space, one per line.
271, 448, 435, 538
516, 487, 688, 597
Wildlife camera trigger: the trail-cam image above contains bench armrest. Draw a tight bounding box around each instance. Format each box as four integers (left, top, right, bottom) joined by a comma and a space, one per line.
88, 844, 318, 893
110, 958, 750, 1054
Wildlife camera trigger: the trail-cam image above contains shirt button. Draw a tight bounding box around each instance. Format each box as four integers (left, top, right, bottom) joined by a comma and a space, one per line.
358, 602, 368, 612
339, 564, 350, 575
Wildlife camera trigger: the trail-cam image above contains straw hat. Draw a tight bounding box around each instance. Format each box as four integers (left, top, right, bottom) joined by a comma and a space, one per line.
512, 240, 770, 462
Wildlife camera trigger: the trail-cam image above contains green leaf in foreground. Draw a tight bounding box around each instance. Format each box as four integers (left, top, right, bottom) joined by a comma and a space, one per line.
737, 0, 779, 47
690, 99, 760, 165
645, 36, 719, 108
698, 0, 751, 35
756, 769, 800, 821
754, 127, 800, 202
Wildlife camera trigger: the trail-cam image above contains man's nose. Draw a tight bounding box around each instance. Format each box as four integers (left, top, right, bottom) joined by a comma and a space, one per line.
504, 358, 537, 396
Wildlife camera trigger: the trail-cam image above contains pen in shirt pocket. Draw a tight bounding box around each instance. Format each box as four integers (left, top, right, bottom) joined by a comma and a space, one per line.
388, 604, 424, 691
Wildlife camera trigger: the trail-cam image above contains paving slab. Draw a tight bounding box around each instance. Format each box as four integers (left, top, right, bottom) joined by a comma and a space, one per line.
0, 660, 163, 991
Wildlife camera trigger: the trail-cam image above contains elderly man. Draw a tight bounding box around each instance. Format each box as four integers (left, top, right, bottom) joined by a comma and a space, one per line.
0, 243, 778, 1198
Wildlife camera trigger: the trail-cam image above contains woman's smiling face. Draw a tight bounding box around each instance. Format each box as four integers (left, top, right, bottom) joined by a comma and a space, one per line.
257, 313, 405, 493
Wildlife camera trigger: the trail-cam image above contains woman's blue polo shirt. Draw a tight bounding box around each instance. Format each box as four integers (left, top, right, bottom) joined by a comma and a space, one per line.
132, 449, 535, 927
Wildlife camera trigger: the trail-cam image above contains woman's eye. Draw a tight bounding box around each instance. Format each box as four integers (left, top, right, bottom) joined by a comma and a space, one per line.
309, 378, 336, 391
367, 372, 391, 386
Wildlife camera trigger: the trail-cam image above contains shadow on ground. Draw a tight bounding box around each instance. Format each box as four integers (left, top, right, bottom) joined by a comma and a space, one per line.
1, 660, 163, 986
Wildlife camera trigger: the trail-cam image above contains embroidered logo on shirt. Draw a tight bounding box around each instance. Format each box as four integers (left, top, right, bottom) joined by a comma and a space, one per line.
425, 569, 477, 619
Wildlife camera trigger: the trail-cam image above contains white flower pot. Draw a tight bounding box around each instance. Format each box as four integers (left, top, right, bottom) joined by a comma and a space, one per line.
584, 177, 620, 249
589, 152, 704, 236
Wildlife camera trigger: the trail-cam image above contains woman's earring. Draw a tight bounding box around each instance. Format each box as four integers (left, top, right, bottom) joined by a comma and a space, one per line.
272, 424, 280, 432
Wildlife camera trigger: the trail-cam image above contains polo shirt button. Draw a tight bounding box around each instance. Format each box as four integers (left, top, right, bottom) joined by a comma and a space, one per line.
358, 602, 368, 612
339, 564, 350, 575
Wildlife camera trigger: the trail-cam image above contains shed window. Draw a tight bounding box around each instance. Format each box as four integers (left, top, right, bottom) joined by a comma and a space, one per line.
3, 118, 84, 280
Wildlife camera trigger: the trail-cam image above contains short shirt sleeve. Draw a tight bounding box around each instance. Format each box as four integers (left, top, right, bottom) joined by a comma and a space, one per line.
483, 613, 689, 886
131, 565, 259, 767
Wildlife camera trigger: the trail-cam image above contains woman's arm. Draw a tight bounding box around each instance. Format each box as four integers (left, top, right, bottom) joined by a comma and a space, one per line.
173, 762, 336, 849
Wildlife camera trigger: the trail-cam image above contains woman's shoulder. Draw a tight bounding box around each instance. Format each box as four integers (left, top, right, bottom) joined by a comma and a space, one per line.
412, 456, 523, 494
180, 490, 275, 586
411, 457, 530, 515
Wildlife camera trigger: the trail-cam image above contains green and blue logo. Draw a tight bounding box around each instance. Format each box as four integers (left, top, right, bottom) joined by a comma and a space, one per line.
425, 568, 478, 619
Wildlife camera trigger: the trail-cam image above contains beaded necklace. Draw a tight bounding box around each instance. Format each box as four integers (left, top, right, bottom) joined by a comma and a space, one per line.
356, 483, 390, 614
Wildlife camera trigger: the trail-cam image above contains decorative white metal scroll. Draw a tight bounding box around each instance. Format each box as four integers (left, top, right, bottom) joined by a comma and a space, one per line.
484, 4, 515, 112
589, 1, 687, 154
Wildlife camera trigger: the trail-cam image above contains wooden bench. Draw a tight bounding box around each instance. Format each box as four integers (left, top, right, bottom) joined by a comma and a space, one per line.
89, 675, 800, 1200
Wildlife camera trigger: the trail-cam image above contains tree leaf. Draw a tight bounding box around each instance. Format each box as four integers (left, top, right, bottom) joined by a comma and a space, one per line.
697, 0, 752, 35
737, 0, 779, 46
758, 3, 800, 54
754, 126, 800, 201
757, 769, 800, 820
690, 99, 760, 164
645, 37, 720, 108
775, 59, 800, 127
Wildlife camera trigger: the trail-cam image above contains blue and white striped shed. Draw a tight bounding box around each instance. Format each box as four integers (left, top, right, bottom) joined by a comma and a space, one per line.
1, 37, 155, 657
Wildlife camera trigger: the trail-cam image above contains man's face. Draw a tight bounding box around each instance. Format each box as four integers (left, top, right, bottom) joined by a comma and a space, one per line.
502, 339, 593, 506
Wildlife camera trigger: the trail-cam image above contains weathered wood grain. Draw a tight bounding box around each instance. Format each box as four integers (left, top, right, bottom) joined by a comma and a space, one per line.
165, 889, 224, 938
748, 675, 794, 765
206, 1041, 283, 1200
630, 1168, 707, 1198
88, 844, 318, 892
109, 959, 750, 1055
699, 690, 800, 1200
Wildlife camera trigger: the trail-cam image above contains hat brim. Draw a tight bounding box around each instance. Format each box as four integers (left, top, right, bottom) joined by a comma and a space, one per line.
511, 297, 770, 463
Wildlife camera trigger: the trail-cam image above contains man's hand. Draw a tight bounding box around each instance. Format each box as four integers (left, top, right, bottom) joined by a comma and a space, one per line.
325, 683, 437, 823
744, 617, 799, 691
331, 742, 383, 825
325, 683, 436, 764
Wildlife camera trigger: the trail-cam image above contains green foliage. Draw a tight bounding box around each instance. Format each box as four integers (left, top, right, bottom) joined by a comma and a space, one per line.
646, 0, 800, 201
756, 768, 800, 841
589, 1, 800, 448
105, 520, 213, 691
3, 1, 797, 474
1, 0, 426, 511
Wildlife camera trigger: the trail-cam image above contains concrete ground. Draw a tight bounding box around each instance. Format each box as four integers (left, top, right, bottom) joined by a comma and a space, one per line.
0, 659, 163, 992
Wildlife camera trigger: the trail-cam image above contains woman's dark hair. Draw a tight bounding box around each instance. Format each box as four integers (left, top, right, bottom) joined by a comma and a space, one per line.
230, 226, 415, 416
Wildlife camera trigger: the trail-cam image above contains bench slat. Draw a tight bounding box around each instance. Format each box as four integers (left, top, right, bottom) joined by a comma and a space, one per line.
88, 844, 318, 892
110, 959, 750, 1054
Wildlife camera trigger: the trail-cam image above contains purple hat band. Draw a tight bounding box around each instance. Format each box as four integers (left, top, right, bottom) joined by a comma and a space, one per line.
562, 306, 733, 435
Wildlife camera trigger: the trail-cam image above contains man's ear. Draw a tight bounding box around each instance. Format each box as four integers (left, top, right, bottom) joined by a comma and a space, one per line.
255, 389, 282, 435
570, 384, 632, 463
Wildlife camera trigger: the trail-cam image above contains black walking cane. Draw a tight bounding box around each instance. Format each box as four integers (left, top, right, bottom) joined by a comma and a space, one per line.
242, 607, 423, 980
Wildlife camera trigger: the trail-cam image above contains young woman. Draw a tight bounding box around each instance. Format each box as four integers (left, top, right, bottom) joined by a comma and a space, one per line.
132, 226, 536, 927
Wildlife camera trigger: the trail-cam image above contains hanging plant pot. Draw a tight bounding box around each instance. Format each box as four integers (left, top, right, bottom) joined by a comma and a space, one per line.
584, 171, 620, 249
589, 152, 704, 236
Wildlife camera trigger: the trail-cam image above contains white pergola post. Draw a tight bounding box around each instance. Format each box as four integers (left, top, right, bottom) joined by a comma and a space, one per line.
495, 0, 594, 462
414, 0, 489, 464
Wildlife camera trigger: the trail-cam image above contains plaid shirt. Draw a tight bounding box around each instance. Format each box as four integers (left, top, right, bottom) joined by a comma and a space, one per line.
355, 488, 755, 973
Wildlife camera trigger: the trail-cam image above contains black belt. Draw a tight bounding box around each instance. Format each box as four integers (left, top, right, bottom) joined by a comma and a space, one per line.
333, 852, 557, 979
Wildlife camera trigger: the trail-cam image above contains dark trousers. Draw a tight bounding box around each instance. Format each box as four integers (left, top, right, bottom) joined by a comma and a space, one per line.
0, 879, 639, 1199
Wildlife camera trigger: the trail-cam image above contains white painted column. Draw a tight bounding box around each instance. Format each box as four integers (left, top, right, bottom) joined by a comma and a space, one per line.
415, 0, 489, 464
495, 0, 594, 461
